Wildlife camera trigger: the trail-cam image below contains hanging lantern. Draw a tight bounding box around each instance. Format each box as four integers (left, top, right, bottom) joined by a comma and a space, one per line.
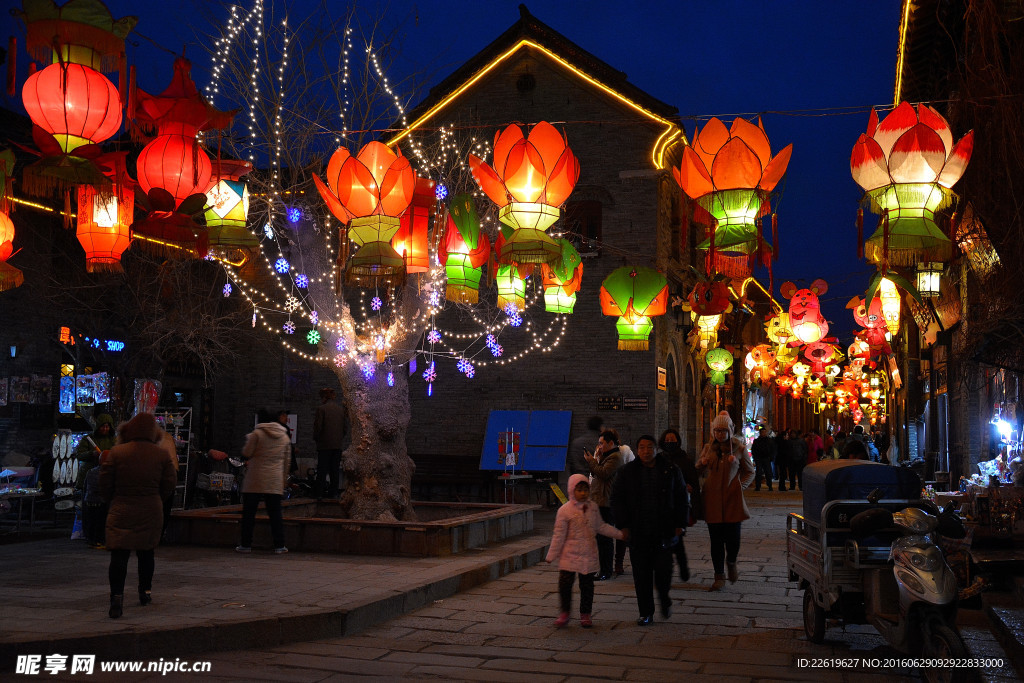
22, 63, 122, 157
468, 122, 579, 265
914, 262, 943, 298
764, 311, 794, 346
706, 347, 733, 385
684, 274, 733, 316
672, 117, 792, 270
851, 102, 974, 266
20, 0, 136, 73
131, 58, 236, 258
744, 344, 776, 386
953, 202, 1000, 278
439, 195, 490, 303
391, 177, 434, 274
313, 141, 415, 288
692, 312, 723, 350
877, 277, 901, 336
541, 239, 583, 314
495, 259, 528, 312
205, 158, 258, 262
76, 152, 133, 273
780, 279, 829, 344
0, 211, 24, 291
600, 266, 668, 351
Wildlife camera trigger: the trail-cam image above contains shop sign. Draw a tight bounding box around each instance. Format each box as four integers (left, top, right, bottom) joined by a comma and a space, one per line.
598, 396, 622, 411
623, 396, 649, 411
657, 366, 667, 391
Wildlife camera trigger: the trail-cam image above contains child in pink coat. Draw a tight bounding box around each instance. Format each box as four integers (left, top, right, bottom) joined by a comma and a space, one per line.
546, 473, 624, 628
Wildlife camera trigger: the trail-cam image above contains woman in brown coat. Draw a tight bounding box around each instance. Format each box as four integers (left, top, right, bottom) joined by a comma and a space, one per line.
99, 413, 177, 618
236, 409, 292, 554
696, 410, 755, 591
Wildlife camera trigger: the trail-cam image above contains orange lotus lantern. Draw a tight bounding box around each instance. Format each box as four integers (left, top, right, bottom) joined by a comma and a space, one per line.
673, 117, 791, 275
77, 153, 133, 273
851, 102, 974, 265
468, 122, 579, 265
314, 141, 415, 287
391, 176, 435, 274
0, 211, 23, 291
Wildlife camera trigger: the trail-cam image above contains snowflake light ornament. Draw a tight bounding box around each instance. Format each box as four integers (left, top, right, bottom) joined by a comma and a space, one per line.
306, 329, 321, 344
503, 302, 519, 316
457, 358, 471, 374
283, 321, 296, 334
295, 274, 309, 288
374, 334, 386, 350
263, 223, 274, 239
222, 283, 232, 297
491, 343, 503, 357
486, 334, 497, 348
285, 296, 300, 313
387, 372, 395, 387
422, 363, 437, 383
428, 290, 441, 308
427, 329, 441, 344
309, 311, 318, 325
274, 258, 290, 274
464, 365, 475, 378
371, 296, 382, 311
508, 311, 523, 327
335, 337, 347, 351
361, 361, 376, 379
435, 184, 448, 201
333, 353, 348, 367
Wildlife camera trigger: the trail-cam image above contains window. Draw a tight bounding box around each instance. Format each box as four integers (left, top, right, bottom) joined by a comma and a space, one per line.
563, 200, 602, 256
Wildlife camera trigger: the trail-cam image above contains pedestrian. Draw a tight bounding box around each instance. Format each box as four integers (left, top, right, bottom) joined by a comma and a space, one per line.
658, 428, 694, 581
607, 427, 632, 576
567, 416, 603, 477
805, 429, 823, 466
99, 413, 177, 618
75, 413, 116, 490
751, 426, 776, 492
583, 430, 623, 580
844, 438, 869, 460
236, 408, 292, 554
774, 428, 790, 491
545, 474, 624, 628
314, 388, 349, 499
612, 435, 688, 626
697, 411, 755, 592
787, 430, 808, 491
82, 453, 108, 548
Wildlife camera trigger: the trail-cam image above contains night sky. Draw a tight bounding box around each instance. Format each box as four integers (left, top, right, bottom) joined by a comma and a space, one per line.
2, 0, 905, 342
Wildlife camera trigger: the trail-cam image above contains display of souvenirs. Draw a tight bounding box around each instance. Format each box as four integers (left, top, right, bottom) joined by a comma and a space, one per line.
58, 376, 75, 413
75, 375, 95, 406
92, 372, 111, 403
30, 374, 52, 405
9, 376, 30, 403
135, 378, 162, 415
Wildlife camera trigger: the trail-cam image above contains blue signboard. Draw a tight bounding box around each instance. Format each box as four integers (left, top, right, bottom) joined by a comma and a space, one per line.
479, 410, 571, 471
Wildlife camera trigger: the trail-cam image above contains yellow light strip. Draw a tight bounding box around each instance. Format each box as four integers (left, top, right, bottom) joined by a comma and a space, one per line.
10, 195, 77, 219
893, 0, 912, 106
730, 276, 783, 312
385, 38, 686, 169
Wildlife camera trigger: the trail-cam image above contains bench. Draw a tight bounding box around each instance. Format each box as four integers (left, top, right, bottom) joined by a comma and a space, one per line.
409, 454, 487, 502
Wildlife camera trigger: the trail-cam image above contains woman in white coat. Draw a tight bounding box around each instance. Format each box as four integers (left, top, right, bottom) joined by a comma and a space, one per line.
545, 474, 624, 628
235, 409, 291, 554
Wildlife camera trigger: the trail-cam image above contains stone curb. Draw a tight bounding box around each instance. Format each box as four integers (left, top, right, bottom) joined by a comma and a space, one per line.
0, 541, 549, 668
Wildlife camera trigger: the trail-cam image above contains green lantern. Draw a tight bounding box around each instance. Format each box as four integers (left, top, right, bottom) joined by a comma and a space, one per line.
496, 263, 527, 312
600, 266, 668, 351
706, 347, 734, 385
441, 195, 489, 303
542, 239, 583, 313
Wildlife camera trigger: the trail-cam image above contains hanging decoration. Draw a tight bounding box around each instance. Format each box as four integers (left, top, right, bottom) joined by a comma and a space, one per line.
801, 339, 844, 379
864, 269, 923, 338
391, 176, 434, 274
706, 347, 733, 385
672, 117, 791, 277
0, 210, 23, 291
952, 202, 1000, 279
681, 269, 734, 316
600, 266, 668, 351
850, 102, 974, 266
131, 57, 237, 258
468, 121, 580, 265
690, 312, 723, 351
541, 238, 583, 314
205, 158, 258, 262
744, 344, 777, 386
780, 279, 829, 344
313, 141, 415, 288
16, 0, 135, 195
847, 295, 891, 359
76, 152, 133, 273
440, 195, 490, 303
493, 226, 532, 311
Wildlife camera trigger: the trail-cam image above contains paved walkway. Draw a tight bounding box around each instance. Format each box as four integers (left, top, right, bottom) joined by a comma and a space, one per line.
1, 491, 1018, 682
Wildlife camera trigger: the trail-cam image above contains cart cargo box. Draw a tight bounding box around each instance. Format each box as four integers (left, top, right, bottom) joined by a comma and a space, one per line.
802, 460, 921, 524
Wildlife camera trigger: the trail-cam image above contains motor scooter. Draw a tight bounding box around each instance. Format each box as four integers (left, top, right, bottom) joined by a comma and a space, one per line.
848, 489, 970, 677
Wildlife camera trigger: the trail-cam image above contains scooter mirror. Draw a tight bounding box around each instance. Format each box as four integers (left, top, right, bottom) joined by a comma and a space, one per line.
937, 507, 967, 539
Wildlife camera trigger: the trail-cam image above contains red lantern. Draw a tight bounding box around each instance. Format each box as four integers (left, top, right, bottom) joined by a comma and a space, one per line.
22, 63, 122, 155
0, 211, 23, 291
136, 134, 211, 209
391, 176, 434, 273
77, 153, 133, 273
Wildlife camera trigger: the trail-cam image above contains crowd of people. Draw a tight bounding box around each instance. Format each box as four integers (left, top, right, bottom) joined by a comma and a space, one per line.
553, 412, 893, 626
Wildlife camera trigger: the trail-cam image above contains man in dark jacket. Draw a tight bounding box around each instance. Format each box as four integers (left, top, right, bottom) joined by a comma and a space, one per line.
314, 388, 349, 499
774, 429, 790, 491
612, 435, 688, 626
751, 427, 777, 491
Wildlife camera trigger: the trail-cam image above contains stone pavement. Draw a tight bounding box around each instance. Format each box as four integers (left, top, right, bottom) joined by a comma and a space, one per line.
1, 491, 1019, 682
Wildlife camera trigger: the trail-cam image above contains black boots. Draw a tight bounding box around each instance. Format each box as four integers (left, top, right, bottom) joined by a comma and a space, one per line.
109, 594, 123, 619
139, 590, 152, 606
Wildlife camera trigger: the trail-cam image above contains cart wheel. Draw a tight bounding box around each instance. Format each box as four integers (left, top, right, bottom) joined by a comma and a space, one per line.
803, 589, 826, 643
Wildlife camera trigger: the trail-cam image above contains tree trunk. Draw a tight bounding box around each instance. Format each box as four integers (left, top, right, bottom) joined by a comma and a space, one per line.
336, 362, 417, 521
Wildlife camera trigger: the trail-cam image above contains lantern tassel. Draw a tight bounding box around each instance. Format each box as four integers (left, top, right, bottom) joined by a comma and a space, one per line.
856, 207, 864, 259
63, 191, 72, 230
0, 261, 25, 291
771, 213, 778, 262
118, 53, 127, 108
6, 37, 15, 97
882, 210, 890, 265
